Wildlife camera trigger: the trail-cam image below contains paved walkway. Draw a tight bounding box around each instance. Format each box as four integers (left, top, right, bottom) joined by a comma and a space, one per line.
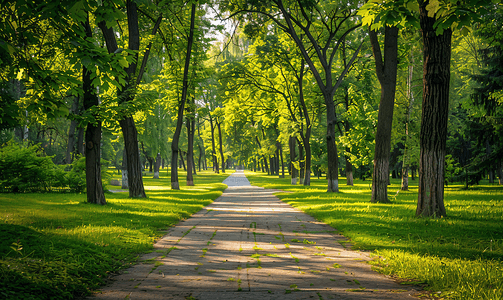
93, 171, 418, 299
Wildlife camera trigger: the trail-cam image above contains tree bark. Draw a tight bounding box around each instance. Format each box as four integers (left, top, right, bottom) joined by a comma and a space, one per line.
187, 116, 194, 186
209, 115, 219, 173
369, 26, 399, 204
217, 119, 225, 173
170, 2, 196, 189
416, 0, 451, 218
82, 16, 105, 205
297, 138, 305, 185
325, 96, 339, 192
289, 136, 297, 184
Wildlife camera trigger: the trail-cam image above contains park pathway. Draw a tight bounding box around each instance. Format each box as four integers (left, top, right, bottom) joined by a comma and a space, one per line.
93, 171, 418, 299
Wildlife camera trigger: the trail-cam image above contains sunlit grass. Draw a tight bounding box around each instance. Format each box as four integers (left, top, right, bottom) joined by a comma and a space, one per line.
246, 171, 503, 300
0, 168, 230, 300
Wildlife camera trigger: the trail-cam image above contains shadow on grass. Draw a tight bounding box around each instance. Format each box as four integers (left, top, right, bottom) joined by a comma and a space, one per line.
246, 172, 503, 262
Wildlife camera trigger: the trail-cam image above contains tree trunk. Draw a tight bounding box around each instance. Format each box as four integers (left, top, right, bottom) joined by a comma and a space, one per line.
196, 118, 205, 172
402, 51, 415, 191
416, 0, 451, 218
148, 157, 154, 173
369, 26, 399, 203
170, 2, 196, 189
325, 94, 339, 192
180, 151, 186, 171
121, 117, 146, 197
209, 116, 219, 173
345, 154, 354, 186
153, 153, 161, 179
187, 116, 194, 186
498, 159, 502, 185
66, 96, 79, 164
297, 138, 305, 185
217, 120, 225, 173
289, 136, 297, 184
82, 16, 105, 205
98, 0, 147, 198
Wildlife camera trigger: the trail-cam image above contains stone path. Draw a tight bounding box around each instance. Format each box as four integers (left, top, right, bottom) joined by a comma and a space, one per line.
92, 171, 418, 299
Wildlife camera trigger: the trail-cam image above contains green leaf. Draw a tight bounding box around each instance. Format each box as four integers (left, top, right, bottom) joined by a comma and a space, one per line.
426, 0, 440, 18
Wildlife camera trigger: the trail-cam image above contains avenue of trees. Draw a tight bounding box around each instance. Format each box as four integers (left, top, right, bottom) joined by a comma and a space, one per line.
0, 0, 502, 218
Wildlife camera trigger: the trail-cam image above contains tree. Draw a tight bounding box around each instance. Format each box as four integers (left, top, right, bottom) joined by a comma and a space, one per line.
368, 25, 399, 203
82, 14, 105, 205
171, 2, 197, 190
98, 0, 163, 197
223, 0, 363, 192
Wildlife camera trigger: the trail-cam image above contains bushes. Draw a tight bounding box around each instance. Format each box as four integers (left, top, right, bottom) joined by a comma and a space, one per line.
0, 142, 108, 193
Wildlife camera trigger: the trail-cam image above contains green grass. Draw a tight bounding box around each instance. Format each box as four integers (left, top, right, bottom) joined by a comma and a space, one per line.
246, 171, 503, 300
0, 169, 230, 300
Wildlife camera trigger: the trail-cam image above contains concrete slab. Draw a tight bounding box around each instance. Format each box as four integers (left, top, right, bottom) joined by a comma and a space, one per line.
90, 170, 419, 299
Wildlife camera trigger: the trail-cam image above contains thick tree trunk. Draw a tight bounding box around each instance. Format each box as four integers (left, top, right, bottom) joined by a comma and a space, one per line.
369, 26, 398, 203
325, 95, 339, 192
187, 116, 194, 186
416, 0, 451, 218
82, 17, 105, 205
289, 136, 297, 184
153, 153, 161, 179
217, 120, 225, 173
170, 3, 196, 189
121, 117, 146, 197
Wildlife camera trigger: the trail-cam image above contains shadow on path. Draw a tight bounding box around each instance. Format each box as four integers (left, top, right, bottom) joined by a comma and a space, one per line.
91, 171, 418, 299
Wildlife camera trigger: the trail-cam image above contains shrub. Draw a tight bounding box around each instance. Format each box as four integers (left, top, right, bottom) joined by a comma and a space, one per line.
0, 142, 110, 193
0, 142, 56, 192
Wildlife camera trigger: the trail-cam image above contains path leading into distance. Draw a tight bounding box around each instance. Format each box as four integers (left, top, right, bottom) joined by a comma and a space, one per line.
92, 170, 419, 299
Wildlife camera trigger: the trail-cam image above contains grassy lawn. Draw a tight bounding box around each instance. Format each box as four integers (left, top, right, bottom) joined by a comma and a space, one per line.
0, 169, 230, 300
246, 171, 503, 300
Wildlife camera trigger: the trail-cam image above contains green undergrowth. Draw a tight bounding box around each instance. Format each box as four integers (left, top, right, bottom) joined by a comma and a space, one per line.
0, 169, 230, 300
246, 171, 503, 300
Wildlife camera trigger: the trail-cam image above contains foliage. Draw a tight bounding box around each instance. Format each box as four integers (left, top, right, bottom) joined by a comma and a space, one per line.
66, 156, 110, 193
0, 142, 110, 193
246, 171, 503, 300
0, 142, 60, 192
0, 170, 229, 299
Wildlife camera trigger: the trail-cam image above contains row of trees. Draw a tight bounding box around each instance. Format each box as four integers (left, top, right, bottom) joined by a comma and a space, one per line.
1, 0, 501, 218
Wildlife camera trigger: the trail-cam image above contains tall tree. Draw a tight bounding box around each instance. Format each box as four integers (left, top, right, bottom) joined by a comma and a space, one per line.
82, 14, 105, 205
98, 0, 163, 197
369, 25, 399, 203
171, 2, 197, 189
